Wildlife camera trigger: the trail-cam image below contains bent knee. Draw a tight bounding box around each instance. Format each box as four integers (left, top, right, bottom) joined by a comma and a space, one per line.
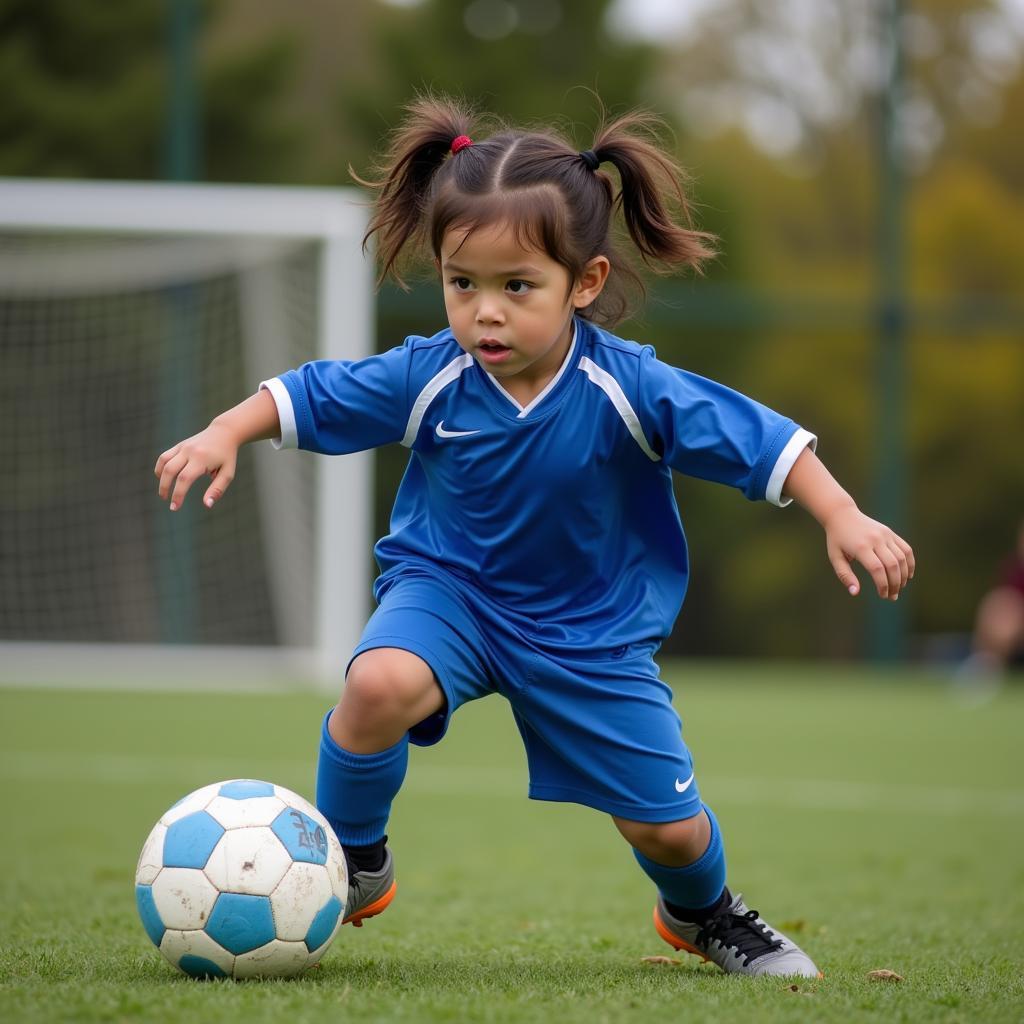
615, 815, 701, 848
342, 648, 442, 724
614, 811, 710, 866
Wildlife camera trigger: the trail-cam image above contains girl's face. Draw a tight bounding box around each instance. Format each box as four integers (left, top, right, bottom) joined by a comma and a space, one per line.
439, 220, 608, 400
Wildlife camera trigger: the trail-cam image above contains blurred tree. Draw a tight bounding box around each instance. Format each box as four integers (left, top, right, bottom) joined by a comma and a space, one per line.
637, 0, 1024, 174
336, 0, 660, 174
595, 0, 1024, 658
0, 0, 301, 181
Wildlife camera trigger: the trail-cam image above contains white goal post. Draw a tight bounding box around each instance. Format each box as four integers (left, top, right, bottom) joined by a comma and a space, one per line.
0, 179, 374, 690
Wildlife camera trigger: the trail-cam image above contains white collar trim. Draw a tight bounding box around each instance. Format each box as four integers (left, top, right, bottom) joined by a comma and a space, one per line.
485, 321, 578, 419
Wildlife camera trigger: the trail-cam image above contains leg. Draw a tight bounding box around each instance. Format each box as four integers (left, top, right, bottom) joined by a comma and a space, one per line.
614, 807, 725, 917
616, 808, 821, 978
317, 648, 444, 927
316, 573, 498, 926
614, 810, 711, 867
331, 647, 446, 752
318, 647, 443, 849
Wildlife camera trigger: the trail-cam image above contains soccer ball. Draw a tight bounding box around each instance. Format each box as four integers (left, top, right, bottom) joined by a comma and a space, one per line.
135, 779, 348, 979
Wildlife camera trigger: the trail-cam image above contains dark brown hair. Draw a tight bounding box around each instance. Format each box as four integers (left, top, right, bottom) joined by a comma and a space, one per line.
357, 95, 716, 326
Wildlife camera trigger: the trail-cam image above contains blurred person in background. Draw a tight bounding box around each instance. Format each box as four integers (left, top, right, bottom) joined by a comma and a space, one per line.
960, 519, 1024, 687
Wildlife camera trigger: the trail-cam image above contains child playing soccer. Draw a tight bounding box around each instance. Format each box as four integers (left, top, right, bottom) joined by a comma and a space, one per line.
155, 96, 914, 977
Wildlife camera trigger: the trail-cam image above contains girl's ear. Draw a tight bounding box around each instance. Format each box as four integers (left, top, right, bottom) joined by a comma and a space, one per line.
572, 256, 610, 309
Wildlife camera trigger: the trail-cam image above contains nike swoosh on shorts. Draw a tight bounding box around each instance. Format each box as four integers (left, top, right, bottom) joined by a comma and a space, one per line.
675, 773, 695, 793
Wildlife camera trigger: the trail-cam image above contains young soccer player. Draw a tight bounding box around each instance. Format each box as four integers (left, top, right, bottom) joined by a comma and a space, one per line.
155, 97, 914, 977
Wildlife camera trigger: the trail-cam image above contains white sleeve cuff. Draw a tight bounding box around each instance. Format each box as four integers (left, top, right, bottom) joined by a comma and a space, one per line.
258, 377, 297, 450
766, 428, 817, 507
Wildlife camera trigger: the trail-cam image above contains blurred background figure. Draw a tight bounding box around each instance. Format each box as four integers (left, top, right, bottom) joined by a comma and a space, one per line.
960, 519, 1024, 689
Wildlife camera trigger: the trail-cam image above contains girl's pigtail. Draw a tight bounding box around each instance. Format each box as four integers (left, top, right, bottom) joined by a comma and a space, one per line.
357, 95, 478, 287
591, 112, 716, 275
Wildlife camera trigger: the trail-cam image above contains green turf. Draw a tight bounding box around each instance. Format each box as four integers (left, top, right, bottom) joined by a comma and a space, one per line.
1, 664, 1022, 1023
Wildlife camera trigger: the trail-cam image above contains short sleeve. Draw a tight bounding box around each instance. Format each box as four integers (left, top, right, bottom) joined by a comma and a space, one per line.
636, 349, 816, 505
260, 342, 412, 455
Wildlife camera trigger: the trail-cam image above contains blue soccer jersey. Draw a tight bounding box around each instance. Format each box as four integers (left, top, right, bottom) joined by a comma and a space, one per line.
261, 318, 815, 650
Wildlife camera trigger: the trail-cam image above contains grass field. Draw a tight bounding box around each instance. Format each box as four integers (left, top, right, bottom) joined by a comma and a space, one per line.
1, 663, 1022, 1023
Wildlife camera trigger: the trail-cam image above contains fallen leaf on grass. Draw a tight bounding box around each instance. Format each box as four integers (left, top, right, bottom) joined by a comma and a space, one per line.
867, 969, 904, 982
640, 956, 682, 966
779, 919, 807, 932
785, 984, 814, 997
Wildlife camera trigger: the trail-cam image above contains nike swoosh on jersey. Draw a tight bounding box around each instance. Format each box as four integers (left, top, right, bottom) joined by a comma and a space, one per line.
675, 772, 695, 793
435, 420, 482, 438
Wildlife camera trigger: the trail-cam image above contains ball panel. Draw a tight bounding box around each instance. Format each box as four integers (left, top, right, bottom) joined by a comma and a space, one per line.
270, 862, 333, 940
178, 954, 227, 979
205, 892, 277, 955
271, 784, 320, 818
325, 833, 348, 903
232, 938, 309, 979
204, 827, 292, 895
304, 894, 343, 953
163, 811, 226, 869
206, 794, 284, 829
150, 867, 219, 930
161, 783, 221, 826
218, 779, 276, 800
160, 928, 235, 976
135, 884, 166, 947
135, 823, 166, 885
271, 807, 329, 866
306, 929, 339, 968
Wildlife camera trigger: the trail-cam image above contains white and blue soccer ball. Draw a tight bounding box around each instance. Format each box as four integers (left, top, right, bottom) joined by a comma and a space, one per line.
135, 779, 348, 979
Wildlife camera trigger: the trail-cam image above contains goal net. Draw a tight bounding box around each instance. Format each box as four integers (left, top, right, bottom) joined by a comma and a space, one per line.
0, 179, 373, 690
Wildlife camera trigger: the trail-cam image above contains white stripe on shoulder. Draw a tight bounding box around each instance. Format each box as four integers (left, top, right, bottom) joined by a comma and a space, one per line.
766, 428, 818, 507
578, 356, 659, 461
402, 352, 475, 447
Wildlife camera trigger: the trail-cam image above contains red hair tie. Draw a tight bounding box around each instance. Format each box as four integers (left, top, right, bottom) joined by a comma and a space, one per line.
451, 135, 473, 155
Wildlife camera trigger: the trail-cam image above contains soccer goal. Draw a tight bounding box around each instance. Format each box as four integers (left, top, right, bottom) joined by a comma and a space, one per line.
0, 179, 373, 690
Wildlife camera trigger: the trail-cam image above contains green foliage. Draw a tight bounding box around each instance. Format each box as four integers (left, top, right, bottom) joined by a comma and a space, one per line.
2, 674, 1023, 1021
337, 0, 659, 175
0, 0, 299, 180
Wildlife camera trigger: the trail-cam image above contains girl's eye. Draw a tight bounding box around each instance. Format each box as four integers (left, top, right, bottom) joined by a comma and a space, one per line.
506, 280, 532, 295
450, 277, 473, 291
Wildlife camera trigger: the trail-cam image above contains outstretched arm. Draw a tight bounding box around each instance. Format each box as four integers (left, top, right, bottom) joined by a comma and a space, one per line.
154, 388, 280, 511
783, 446, 914, 601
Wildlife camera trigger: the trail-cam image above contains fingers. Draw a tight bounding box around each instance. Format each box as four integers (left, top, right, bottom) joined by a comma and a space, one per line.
169, 459, 205, 511
829, 528, 915, 601
856, 537, 913, 601
155, 440, 234, 511
157, 451, 187, 504
898, 536, 916, 580
154, 444, 180, 480
828, 548, 861, 596
202, 459, 236, 509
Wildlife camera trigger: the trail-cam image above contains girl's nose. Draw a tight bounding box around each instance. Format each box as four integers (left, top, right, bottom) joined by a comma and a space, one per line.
475, 295, 505, 324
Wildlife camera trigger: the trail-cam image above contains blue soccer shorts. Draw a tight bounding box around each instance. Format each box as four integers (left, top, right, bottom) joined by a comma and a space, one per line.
349, 570, 703, 823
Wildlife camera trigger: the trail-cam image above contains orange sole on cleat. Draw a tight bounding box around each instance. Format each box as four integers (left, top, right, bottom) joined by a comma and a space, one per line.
343, 881, 397, 928
652, 906, 709, 963
653, 907, 826, 979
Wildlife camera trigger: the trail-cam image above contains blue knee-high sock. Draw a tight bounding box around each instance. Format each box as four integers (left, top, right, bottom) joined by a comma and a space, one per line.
632, 805, 727, 912
315, 710, 409, 847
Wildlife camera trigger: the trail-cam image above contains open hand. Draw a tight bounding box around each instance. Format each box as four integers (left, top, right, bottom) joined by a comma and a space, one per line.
824, 506, 914, 600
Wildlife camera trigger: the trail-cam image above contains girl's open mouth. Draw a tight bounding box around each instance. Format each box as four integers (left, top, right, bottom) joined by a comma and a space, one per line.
478, 341, 512, 363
